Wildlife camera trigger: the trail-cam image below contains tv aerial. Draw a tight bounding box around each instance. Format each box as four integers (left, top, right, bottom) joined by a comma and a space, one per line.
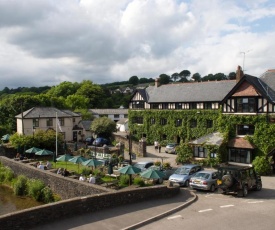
240, 49, 252, 72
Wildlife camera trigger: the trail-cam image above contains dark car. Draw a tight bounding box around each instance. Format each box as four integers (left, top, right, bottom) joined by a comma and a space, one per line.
85, 137, 94, 145
92, 137, 110, 147
217, 164, 262, 197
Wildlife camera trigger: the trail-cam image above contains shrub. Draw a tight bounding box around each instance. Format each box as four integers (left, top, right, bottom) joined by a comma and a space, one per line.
133, 177, 145, 186
81, 167, 92, 176
252, 156, 272, 175
154, 161, 161, 166
162, 162, 171, 169
41, 186, 55, 203
28, 179, 45, 201
13, 175, 28, 196
176, 142, 193, 164
119, 174, 129, 186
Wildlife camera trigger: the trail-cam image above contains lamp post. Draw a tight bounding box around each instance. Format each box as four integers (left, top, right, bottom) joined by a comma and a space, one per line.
128, 132, 132, 165
94, 136, 97, 159
32, 126, 35, 139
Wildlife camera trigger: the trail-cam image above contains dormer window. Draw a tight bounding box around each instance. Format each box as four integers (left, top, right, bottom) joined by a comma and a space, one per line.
236, 98, 256, 112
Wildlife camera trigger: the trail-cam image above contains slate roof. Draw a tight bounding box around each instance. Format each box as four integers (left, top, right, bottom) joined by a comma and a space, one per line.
144, 80, 236, 103
189, 132, 224, 146
259, 69, 275, 102
80, 120, 92, 131
15, 107, 81, 118
116, 118, 128, 125
89, 108, 128, 115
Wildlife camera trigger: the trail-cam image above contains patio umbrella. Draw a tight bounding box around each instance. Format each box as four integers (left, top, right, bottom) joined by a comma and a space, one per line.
140, 168, 166, 180
118, 165, 141, 185
35, 149, 54, 156
82, 159, 103, 168
25, 147, 42, 154
1, 134, 10, 142
56, 154, 73, 169
69, 155, 87, 173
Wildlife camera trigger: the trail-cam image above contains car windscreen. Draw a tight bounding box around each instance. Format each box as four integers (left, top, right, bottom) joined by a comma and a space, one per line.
194, 172, 210, 179
175, 167, 190, 175
134, 164, 144, 169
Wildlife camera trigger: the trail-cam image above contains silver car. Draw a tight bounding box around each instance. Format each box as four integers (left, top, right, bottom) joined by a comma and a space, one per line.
165, 143, 177, 154
189, 170, 218, 192
169, 164, 202, 187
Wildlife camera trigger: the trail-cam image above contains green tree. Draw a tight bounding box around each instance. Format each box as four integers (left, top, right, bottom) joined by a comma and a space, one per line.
171, 73, 179, 82
179, 70, 191, 82
192, 73, 201, 82
129, 76, 139, 85
76, 80, 104, 108
228, 72, 236, 80
46, 81, 79, 98
159, 74, 170, 84
176, 142, 193, 164
65, 95, 89, 110
90, 117, 116, 137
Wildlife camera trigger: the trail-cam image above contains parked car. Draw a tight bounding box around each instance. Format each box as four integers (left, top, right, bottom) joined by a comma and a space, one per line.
189, 170, 218, 192
92, 137, 110, 147
85, 137, 94, 145
165, 143, 177, 154
169, 164, 202, 187
217, 164, 262, 197
133, 161, 154, 171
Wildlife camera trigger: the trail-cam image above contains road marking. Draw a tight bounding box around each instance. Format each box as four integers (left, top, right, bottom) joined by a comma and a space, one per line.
220, 205, 234, 208
247, 201, 264, 204
167, 215, 182, 220
198, 209, 213, 212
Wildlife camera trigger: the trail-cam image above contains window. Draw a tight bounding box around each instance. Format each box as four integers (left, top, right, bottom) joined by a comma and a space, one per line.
59, 118, 64, 126
175, 103, 182, 109
204, 102, 212, 109
194, 147, 208, 158
133, 117, 143, 124
132, 101, 145, 109
190, 103, 197, 109
162, 134, 167, 140
160, 118, 167, 125
33, 119, 39, 127
190, 119, 197, 128
206, 120, 213, 128
124, 114, 128, 118
175, 119, 182, 127
46, 118, 53, 126
237, 125, 255, 135
162, 103, 168, 109
151, 103, 159, 109
150, 118, 155, 124
114, 114, 119, 119
229, 149, 251, 164
236, 98, 256, 112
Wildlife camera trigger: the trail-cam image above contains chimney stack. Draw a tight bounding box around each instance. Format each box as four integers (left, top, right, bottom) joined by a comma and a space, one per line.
155, 78, 160, 87
236, 65, 244, 82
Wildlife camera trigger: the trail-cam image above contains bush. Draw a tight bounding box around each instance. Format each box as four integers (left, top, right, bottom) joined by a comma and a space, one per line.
252, 156, 272, 175
176, 142, 193, 164
162, 162, 171, 169
119, 174, 129, 186
41, 186, 55, 203
81, 167, 93, 176
13, 175, 28, 196
0, 165, 14, 183
154, 161, 161, 166
28, 179, 45, 201
133, 177, 145, 186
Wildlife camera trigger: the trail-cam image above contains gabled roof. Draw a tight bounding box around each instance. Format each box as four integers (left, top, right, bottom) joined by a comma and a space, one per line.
228, 137, 255, 149
79, 120, 92, 131
259, 69, 275, 102
222, 73, 275, 104
15, 107, 81, 118
189, 132, 224, 146
130, 88, 148, 102
89, 108, 128, 115
145, 81, 236, 103
116, 118, 128, 125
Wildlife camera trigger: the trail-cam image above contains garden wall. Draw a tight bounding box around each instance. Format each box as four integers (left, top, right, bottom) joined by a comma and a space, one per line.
0, 156, 109, 199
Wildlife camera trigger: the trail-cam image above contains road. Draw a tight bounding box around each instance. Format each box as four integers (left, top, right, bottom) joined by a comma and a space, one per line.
138, 175, 275, 230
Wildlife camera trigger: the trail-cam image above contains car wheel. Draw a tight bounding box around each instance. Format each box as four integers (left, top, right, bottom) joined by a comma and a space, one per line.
210, 184, 216, 192
185, 180, 189, 187
255, 182, 262, 191
222, 174, 233, 187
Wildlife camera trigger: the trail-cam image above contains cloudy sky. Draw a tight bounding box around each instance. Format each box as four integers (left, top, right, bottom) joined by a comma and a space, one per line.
0, 0, 275, 89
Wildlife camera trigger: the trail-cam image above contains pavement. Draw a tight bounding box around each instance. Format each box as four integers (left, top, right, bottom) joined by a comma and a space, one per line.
35, 144, 196, 230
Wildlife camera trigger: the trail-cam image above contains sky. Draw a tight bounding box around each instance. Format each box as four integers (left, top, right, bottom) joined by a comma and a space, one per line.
0, 0, 275, 90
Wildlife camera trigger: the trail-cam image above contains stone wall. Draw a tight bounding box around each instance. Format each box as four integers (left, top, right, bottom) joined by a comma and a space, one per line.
113, 134, 147, 157
0, 185, 179, 230
0, 157, 110, 199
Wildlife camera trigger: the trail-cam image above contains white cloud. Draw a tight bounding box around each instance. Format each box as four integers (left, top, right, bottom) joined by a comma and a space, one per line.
0, 0, 274, 89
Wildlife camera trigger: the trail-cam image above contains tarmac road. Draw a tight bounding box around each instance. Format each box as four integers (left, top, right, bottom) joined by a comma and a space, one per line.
33, 145, 191, 230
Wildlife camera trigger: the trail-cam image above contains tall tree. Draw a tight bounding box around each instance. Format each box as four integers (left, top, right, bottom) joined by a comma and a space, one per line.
228, 72, 236, 80
179, 70, 191, 82
171, 73, 179, 82
192, 73, 201, 82
90, 117, 116, 138
159, 74, 170, 84
129, 76, 139, 85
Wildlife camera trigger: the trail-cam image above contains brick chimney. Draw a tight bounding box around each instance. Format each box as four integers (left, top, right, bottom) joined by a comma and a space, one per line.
155, 78, 161, 87
236, 65, 244, 82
